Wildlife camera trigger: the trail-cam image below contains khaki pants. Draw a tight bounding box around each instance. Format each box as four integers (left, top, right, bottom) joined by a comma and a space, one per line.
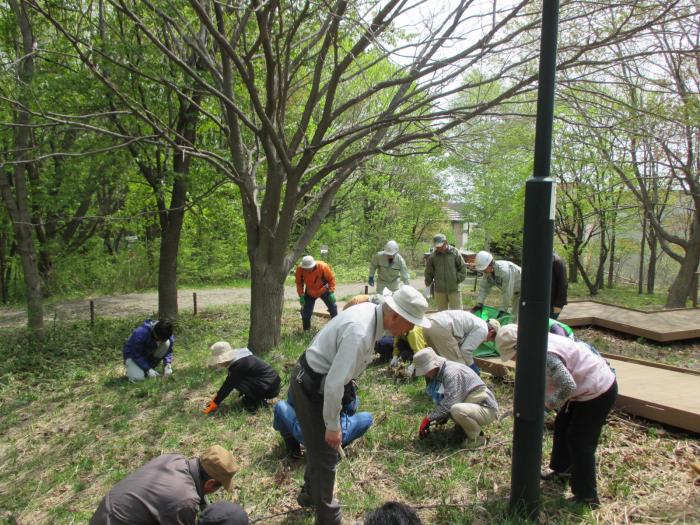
423, 321, 465, 365
434, 291, 462, 311
450, 387, 498, 440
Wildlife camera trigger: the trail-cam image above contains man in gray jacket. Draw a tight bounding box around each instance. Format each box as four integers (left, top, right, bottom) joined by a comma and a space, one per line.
424, 233, 467, 311
473, 250, 522, 321
90, 445, 237, 525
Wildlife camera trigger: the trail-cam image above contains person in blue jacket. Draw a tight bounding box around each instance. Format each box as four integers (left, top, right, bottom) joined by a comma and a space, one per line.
273, 384, 373, 459
123, 319, 174, 381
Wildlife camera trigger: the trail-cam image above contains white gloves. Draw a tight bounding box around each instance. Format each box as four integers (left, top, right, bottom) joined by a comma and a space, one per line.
423, 286, 431, 298
147, 368, 160, 378
407, 364, 415, 377
390, 356, 399, 368
164, 364, 173, 376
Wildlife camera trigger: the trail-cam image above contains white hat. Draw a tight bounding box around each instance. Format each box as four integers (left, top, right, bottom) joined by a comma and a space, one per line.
207, 341, 236, 367
383, 240, 399, 256
495, 324, 518, 362
384, 285, 430, 328
486, 318, 501, 334
413, 347, 445, 376
475, 250, 493, 272
300, 255, 316, 269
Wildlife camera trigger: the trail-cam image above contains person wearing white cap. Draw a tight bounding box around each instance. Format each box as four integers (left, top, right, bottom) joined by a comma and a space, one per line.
202, 342, 281, 414
422, 310, 501, 375
472, 250, 521, 321
424, 233, 467, 311
289, 285, 430, 525
413, 347, 499, 449
296, 255, 338, 331
368, 240, 410, 293
495, 324, 618, 508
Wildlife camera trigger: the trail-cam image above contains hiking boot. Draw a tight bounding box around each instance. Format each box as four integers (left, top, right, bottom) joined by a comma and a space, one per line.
566, 495, 600, 509
284, 437, 303, 460
241, 396, 267, 413
541, 469, 571, 484
297, 486, 313, 508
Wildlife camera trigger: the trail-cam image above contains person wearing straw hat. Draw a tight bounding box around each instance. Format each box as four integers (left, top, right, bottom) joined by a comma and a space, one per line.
296, 255, 338, 331
424, 233, 467, 311
203, 342, 281, 414
368, 240, 410, 294
413, 347, 499, 449
495, 324, 618, 508
290, 285, 430, 525
90, 445, 238, 525
422, 310, 501, 375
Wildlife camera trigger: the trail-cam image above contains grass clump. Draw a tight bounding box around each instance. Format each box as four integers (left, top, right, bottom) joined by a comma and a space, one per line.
0, 307, 698, 524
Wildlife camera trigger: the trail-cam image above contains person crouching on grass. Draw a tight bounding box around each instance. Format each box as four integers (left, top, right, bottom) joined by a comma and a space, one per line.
203, 341, 281, 414
414, 347, 499, 449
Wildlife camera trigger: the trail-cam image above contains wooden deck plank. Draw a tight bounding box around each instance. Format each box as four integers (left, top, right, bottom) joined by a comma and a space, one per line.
559, 301, 700, 342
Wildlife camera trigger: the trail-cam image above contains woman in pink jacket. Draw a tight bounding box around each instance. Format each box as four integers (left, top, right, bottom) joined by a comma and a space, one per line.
496, 324, 617, 508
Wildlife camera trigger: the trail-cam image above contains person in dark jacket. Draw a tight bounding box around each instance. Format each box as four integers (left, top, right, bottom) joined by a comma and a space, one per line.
424, 233, 467, 311
203, 342, 281, 413
123, 319, 174, 381
90, 445, 237, 525
198, 502, 249, 525
551, 252, 568, 319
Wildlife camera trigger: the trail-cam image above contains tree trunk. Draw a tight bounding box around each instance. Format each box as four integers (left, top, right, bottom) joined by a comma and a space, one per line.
157, 195, 185, 320
666, 222, 700, 308
568, 255, 578, 283
647, 228, 657, 294
607, 231, 616, 288
2, 0, 43, 331
638, 213, 646, 294
248, 261, 286, 353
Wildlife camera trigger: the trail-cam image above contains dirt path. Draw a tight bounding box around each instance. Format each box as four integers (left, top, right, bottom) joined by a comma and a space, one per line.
0, 278, 429, 328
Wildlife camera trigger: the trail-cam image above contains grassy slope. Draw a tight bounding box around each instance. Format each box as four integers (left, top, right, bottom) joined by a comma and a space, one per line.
0, 306, 698, 524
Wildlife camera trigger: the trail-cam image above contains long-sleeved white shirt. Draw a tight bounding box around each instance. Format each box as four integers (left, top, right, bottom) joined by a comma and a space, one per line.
477, 260, 521, 311
427, 310, 488, 364
305, 302, 384, 431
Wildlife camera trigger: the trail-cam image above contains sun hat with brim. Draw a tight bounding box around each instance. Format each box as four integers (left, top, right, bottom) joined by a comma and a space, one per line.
200, 445, 237, 492
495, 324, 518, 362
384, 285, 430, 328
300, 255, 316, 269
413, 347, 445, 376
207, 341, 236, 368
433, 233, 447, 248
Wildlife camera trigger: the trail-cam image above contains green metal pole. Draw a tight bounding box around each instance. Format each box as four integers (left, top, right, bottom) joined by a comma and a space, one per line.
509, 0, 560, 519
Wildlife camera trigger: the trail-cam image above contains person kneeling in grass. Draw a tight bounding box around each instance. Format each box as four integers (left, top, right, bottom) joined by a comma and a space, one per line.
123, 319, 175, 381
273, 382, 373, 459
90, 445, 239, 525
414, 347, 499, 449
203, 342, 281, 414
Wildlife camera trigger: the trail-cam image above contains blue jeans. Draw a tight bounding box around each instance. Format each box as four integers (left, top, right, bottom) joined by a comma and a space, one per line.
302, 291, 337, 330
273, 395, 373, 447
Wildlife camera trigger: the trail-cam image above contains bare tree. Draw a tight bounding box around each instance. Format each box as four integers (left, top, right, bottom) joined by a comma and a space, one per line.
28, 0, 689, 350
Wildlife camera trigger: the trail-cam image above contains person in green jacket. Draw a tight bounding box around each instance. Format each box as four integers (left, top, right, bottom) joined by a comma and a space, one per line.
424, 233, 467, 311
368, 240, 410, 293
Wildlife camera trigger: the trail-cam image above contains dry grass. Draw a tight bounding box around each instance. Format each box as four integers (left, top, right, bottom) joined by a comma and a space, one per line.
0, 307, 698, 524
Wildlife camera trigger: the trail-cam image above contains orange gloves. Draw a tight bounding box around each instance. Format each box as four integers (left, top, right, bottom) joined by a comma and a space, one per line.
203, 399, 218, 415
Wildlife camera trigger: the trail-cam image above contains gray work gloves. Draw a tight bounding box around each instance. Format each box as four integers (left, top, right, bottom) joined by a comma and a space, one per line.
147, 368, 160, 378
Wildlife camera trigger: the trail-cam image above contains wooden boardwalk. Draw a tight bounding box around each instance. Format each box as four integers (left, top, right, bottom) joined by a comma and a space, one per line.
559, 301, 700, 342
476, 354, 700, 434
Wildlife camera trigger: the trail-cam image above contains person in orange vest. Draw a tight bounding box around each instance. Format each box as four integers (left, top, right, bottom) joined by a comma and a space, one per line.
296, 255, 338, 331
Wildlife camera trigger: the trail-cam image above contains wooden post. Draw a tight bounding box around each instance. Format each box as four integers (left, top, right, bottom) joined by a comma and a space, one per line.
89, 300, 95, 327
364, 285, 368, 294
193, 292, 198, 316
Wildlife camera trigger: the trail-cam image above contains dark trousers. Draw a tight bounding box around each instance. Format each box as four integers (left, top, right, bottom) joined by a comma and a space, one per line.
549, 380, 618, 500
302, 292, 338, 330
290, 370, 341, 524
